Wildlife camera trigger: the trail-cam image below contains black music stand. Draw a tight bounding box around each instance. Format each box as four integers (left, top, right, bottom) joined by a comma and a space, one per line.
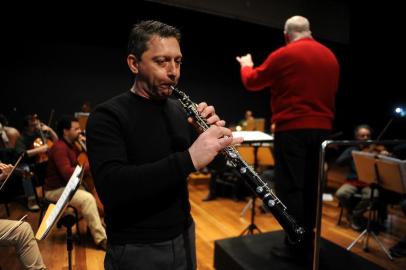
233, 131, 273, 235
240, 145, 262, 235
347, 151, 401, 260
36, 165, 83, 270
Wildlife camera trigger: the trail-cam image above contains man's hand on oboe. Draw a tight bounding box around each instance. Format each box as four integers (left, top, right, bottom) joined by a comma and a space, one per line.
188, 125, 243, 170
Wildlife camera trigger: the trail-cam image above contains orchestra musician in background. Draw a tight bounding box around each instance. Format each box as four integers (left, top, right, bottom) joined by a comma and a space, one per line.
0, 113, 21, 149
43, 115, 107, 250
15, 114, 58, 211
335, 124, 387, 231
0, 162, 47, 270
86, 20, 242, 270
236, 109, 254, 131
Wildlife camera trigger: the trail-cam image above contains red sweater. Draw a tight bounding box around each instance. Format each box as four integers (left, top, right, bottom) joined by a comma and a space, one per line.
44, 139, 90, 190
240, 38, 339, 132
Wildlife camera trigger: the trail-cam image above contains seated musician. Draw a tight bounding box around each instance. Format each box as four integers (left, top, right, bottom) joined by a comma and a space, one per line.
1, 162, 47, 270
0, 113, 20, 169
43, 115, 107, 250
236, 109, 255, 131
0, 113, 21, 149
335, 124, 387, 231
15, 114, 58, 211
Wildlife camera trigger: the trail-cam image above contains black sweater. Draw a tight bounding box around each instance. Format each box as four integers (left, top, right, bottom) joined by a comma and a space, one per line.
87, 91, 196, 244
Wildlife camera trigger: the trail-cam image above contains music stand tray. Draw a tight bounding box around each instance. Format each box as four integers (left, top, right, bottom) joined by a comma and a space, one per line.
36, 165, 83, 240
375, 154, 406, 194
352, 151, 377, 185
232, 131, 273, 144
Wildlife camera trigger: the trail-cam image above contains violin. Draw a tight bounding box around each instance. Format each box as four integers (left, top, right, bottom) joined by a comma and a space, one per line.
74, 134, 105, 217
30, 115, 54, 163
362, 143, 390, 156
33, 138, 53, 163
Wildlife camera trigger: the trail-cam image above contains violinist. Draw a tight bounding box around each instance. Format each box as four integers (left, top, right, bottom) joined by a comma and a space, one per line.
0, 113, 21, 149
15, 114, 58, 211
0, 114, 19, 168
44, 115, 107, 250
335, 124, 388, 231
1, 162, 48, 270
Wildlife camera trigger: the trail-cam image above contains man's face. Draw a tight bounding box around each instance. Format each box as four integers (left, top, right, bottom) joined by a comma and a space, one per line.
356, 128, 371, 141
135, 36, 182, 99
27, 119, 40, 134
64, 121, 81, 143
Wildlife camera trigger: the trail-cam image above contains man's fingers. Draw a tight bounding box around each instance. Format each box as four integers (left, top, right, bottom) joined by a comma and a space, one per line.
232, 136, 244, 145
218, 137, 233, 149
217, 136, 243, 148
215, 120, 226, 127
208, 125, 232, 138
196, 102, 207, 113
200, 105, 215, 118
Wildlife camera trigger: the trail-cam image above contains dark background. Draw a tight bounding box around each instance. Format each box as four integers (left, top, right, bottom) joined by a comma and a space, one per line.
1, 1, 404, 139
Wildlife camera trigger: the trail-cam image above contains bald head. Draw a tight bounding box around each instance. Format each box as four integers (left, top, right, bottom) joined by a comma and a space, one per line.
284, 16, 312, 43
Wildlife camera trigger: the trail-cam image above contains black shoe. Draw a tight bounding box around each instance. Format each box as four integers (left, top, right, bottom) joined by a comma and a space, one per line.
202, 194, 216, 202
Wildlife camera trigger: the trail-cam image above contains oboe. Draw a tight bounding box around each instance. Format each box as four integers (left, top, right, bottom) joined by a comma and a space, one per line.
171, 86, 305, 243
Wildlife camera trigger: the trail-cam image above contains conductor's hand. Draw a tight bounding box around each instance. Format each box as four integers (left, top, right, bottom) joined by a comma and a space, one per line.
236, 53, 254, 68
188, 126, 243, 170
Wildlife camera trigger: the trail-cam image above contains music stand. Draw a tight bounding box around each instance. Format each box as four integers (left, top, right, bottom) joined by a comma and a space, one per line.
347, 151, 393, 260
232, 131, 273, 235
36, 165, 83, 270
375, 155, 406, 194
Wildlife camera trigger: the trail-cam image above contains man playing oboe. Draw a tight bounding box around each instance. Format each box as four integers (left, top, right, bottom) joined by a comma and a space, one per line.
86, 20, 242, 270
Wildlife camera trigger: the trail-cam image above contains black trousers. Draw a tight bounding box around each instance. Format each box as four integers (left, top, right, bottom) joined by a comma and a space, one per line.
105, 222, 196, 270
273, 129, 329, 245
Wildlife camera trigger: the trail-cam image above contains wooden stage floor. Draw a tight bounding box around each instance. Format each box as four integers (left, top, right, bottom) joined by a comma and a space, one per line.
1, 181, 405, 269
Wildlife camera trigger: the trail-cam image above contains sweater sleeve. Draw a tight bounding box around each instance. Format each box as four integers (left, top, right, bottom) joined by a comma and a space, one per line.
240, 48, 285, 91
86, 105, 195, 210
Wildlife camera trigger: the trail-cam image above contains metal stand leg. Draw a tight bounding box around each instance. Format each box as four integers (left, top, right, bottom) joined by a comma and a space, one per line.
347, 186, 393, 260
240, 196, 262, 235
57, 214, 76, 270
240, 198, 252, 217
347, 228, 393, 260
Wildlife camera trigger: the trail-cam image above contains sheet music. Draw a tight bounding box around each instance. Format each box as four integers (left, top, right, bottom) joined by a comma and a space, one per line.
352, 151, 377, 184
36, 165, 83, 240
232, 131, 273, 143
353, 151, 406, 194
376, 154, 406, 193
